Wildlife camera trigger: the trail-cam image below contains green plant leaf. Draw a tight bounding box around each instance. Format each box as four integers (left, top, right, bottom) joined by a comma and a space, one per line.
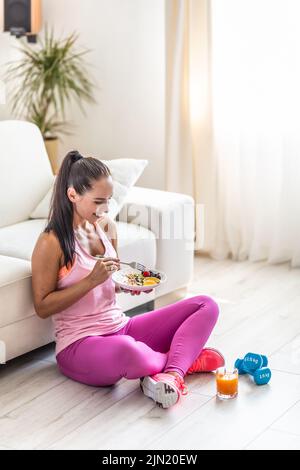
4, 28, 96, 138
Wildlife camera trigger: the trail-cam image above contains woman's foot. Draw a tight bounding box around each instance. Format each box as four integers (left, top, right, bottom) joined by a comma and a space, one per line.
186, 348, 225, 375
140, 373, 188, 409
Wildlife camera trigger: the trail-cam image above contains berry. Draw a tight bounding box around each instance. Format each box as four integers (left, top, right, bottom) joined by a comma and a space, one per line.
151, 271, 161, 279
142, 271, 150, 277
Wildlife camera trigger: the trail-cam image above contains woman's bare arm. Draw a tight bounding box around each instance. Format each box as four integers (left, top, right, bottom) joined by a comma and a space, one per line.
31, 232, 96, 319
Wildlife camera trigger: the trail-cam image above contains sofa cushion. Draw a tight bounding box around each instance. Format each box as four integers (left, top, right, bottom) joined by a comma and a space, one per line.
0, 219, 48, 261
0, 121, 53, 228
0, 219, 156, 267
0, 255, 34, 327
0, 315, 55, 362
116, 221, 156, 269
0, 255, 31, 288
30, 159, 148, 221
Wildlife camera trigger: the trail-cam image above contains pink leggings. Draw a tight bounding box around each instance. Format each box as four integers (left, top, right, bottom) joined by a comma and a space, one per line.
56, 295, 219, 387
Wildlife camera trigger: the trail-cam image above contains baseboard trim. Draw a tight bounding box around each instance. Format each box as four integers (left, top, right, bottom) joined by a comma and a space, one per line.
154, 287, 188, 309
125, 287, 188, 316
126, 300, 155, 317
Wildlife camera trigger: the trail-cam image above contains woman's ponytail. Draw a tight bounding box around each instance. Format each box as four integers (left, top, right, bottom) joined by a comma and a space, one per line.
68, 150, 84, 165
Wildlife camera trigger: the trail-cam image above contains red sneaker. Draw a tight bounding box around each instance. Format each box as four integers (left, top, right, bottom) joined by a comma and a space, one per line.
186, 348, 225, 375
140, 373, 188, 409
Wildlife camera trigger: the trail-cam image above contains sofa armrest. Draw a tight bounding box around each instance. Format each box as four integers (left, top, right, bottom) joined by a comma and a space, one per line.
117, 186, 195, 295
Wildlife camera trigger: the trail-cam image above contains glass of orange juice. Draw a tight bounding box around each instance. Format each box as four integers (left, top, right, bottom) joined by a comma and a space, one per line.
216, 367, 238, 400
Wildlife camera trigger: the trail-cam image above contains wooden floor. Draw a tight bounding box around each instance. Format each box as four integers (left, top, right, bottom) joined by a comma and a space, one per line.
1, 255, 300, 450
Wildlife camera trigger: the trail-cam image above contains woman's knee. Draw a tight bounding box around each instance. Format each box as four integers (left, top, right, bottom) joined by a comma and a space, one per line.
120, 336, 150, 364
119, 336, 164, 375
194, 295, 220, 323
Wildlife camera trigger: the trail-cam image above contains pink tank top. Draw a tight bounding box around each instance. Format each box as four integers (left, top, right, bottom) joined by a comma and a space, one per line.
53, 222, 130, 356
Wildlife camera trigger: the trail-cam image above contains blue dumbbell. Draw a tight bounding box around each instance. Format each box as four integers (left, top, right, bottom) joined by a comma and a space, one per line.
246, 366, 272, 385
235, 353, 271, 385
235, 353, 268, 375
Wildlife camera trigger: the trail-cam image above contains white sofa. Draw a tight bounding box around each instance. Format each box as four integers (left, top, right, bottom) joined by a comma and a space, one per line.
0, 120, 195, 363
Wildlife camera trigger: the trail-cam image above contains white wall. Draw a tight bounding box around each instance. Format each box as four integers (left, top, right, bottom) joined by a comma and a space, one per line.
0, 0, 165, 189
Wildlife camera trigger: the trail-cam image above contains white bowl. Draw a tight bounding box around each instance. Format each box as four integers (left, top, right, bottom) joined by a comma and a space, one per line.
112, 268, 167, 292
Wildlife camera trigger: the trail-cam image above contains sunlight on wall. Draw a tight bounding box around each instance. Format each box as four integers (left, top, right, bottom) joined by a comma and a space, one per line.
0, 80, 5, 105
211, 0, 300, 135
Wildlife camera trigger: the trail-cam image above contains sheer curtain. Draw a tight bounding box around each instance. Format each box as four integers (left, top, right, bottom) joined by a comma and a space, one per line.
165, 0, 217, 253
211, 0, 300, 267
165, 0, 300, 267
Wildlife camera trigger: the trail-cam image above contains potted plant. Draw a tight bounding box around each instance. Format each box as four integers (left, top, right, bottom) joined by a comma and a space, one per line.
5, 28, 95, 174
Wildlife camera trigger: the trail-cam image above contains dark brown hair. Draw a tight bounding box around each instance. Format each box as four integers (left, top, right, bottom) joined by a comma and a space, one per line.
44, 150, 111, 268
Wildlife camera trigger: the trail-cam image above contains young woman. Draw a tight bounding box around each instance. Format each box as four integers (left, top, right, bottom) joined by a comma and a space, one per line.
31, 151, 224, 409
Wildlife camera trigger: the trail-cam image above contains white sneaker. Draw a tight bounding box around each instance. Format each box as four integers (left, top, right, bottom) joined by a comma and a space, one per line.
140, 373, 188, 409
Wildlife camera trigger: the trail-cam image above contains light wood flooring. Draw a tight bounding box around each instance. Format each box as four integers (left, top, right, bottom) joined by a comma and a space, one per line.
1, 255, 300, 450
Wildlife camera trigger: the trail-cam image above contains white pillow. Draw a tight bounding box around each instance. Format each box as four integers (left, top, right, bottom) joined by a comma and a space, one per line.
29, 158, 148, 220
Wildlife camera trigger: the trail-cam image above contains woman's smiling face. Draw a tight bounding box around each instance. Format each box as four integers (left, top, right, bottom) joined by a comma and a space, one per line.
67, 175, 114, 225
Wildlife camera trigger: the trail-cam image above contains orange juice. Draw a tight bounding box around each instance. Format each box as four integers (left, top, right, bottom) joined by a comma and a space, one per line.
216, 368, 238, 399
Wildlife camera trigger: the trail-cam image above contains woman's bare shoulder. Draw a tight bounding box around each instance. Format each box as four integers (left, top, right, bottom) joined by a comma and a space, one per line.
36, 230, 61, 249
32, 230, 63, 266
